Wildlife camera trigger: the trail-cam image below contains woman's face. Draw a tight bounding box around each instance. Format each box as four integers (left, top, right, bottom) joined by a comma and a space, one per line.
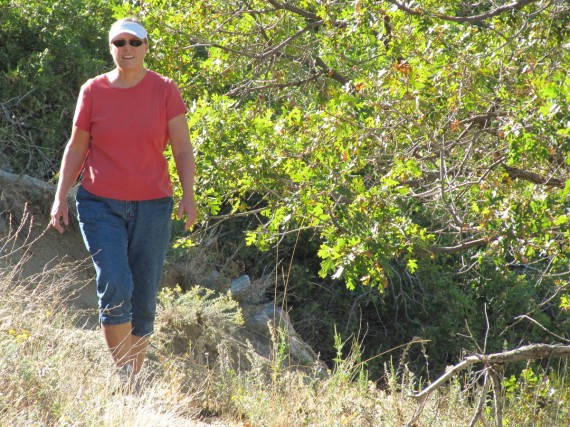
109, 33, 148, 71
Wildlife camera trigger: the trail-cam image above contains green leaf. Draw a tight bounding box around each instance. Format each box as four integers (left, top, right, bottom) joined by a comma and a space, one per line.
406, 258, 418, 273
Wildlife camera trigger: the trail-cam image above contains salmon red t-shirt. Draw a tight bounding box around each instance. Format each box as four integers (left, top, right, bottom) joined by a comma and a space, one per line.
73, 70, 187, 200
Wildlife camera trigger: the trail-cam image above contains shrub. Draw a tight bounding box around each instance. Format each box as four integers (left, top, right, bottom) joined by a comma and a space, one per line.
0, 0, 115, 177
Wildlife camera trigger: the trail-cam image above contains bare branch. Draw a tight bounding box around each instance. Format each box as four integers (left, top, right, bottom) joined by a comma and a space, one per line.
208, 207, 268, 221
382, 0, 423, 17
184, 41, 259, 59
503, 164, 565, 187
227, 73, 325, 97
514, 315, 570, 343
467, 370, 491, 427
267, 0, 319, 20
257, 20, 323, 59
430, 237, 493, 254
314, 57, 350, 85
383, 0, 541, 23
267, 0, 349, 27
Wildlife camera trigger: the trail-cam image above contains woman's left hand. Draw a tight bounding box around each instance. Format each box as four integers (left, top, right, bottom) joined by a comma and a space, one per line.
177, 193, 198, 230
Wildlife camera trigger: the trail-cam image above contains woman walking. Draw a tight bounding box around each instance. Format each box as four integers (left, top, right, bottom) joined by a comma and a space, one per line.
50, 17, 197, 383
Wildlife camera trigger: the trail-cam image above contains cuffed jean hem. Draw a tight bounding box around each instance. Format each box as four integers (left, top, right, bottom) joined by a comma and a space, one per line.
100, 318, 132, 327
99, 319, 154, 337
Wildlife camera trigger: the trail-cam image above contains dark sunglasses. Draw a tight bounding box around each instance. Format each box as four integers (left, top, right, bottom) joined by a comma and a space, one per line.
111, 39, 144, 47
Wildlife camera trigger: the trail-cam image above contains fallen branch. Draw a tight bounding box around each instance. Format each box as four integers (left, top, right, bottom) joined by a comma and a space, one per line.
0, 169, 55, 194
0, 169, 55, 218
413, 343, 570, 404
0, 169, 78, 225
407, 343, 570, 426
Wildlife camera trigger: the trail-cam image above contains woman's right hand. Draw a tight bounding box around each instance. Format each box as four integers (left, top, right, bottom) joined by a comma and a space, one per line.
50, 197, 69, 234
50, 126, 91, 234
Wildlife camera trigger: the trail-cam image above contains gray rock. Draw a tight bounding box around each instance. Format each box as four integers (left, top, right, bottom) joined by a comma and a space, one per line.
229, 274, 251, 301
246, 303, 321, 368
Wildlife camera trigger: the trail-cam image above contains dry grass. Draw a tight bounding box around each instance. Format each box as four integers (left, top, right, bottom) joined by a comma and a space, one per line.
0, 227, 209, 427
1, 223, 570, 426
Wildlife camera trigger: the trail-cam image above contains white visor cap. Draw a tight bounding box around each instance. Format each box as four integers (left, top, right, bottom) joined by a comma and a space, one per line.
109, 21, 148, 43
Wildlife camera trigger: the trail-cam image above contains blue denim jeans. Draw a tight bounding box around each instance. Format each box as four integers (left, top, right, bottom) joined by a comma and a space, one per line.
76, 186, 173, 336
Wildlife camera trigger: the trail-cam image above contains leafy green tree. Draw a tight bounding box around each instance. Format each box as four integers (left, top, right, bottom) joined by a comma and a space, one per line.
138, 0, 568, 286
3, 0, 568, 372
134, 0, 569, 368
